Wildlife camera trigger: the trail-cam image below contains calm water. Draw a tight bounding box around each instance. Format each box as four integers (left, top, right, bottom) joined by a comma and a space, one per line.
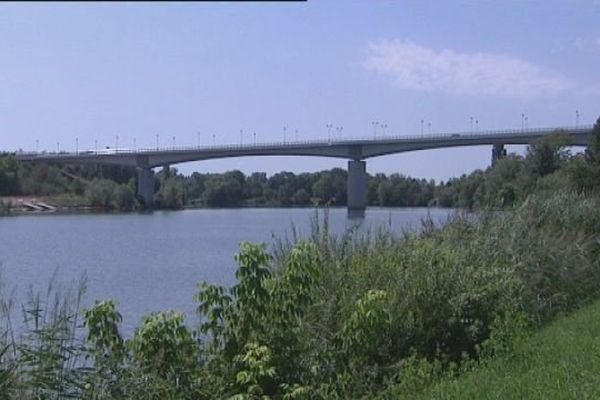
0, 207, 453, 333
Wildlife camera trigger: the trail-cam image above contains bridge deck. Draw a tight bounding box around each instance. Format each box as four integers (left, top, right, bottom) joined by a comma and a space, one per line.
14, 125, 592, 168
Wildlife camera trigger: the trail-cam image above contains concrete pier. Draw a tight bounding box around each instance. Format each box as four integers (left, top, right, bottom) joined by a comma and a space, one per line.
136, 167, 155, 208
347, 160, 367, 217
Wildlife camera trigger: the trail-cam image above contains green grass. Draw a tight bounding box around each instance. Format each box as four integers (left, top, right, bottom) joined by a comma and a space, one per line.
418, 301, 600, 399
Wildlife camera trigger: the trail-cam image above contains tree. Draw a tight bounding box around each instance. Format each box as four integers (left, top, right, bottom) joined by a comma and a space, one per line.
112, 184, 137, 211
85, 179, 118, 208
0, 155, 20, 195
568, 117, 600, 192
525, 131, 572, 178
155, 177, 185, 209
312, 169, 346, 205
585, 117, 600, 165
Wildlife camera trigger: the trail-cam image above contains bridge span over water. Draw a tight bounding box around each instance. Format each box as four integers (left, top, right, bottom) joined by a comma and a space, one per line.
15, 125, 593, 215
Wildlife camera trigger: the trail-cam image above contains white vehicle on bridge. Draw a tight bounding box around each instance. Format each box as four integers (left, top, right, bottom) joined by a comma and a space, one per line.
91, 147, 133, 155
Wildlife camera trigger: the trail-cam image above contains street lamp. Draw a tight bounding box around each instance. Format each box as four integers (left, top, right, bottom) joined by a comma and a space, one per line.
524, 116, 528, 129
336, 126, 343, 139
470, 116, 473, 133
521, 113, 525, 131
95, 140, 98, 152
240, 129, 244, 145
283, 126, 287, 143
326, 124, 333, 141
172, 136, 176, 148
35, 139, 39, 153
381, 123, 387, 136
197, 132, 201, 147
372, 121, 379, 138
116, 135, 119, 151
133, 137, 137, 151
420, 119, 424, 136
295, 129, 298, 141
428, 122, 431, 135
253, 132, 257, 145
56, 142, 60, 153
76, 137, 78, 154
156, 134, 159, 150
576, 110, 580, 128
475, 119, 479, 132
212, 134, 216, 146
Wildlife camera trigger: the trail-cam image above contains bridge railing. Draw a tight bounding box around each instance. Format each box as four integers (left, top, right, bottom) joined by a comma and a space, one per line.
16, 125, 593, 157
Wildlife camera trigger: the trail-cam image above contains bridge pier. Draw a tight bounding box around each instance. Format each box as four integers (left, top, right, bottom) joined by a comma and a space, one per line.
491, 144, 506, 167
347, 160, 367, 217
136, 167, 155, 208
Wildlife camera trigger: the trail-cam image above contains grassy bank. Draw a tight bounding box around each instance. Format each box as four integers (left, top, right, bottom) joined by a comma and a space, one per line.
399, 299, 600, 399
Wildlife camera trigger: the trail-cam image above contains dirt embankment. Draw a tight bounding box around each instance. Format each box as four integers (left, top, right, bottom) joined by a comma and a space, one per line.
0, 196, 92, 214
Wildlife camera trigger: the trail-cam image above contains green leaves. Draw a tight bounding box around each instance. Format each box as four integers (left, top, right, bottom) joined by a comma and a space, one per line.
83, 300, 123, 365
195, 241, 323, 397
338, 290, 392, 365
129, 311, 197, 376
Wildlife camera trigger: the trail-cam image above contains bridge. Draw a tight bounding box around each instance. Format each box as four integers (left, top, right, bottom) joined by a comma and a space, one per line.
15, 125, 594, 215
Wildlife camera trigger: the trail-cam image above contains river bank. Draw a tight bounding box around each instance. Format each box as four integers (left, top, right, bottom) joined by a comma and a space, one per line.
0, 195, 96, 215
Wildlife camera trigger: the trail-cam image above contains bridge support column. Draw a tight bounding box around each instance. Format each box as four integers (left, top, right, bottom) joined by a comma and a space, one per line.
347, 160, 367, 218
491, 144, 505, 167
137, 167, 155, 208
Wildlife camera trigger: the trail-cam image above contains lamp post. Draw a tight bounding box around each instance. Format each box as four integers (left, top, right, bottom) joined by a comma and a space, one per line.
576, 110, 580, 128
57, 142, 60, 153
420, 119, 424, 136
35, 139, 39, 153
253, 132, 256, 145
326, 124, 333, 141
372, 121, 379, 138
336, 126, 343, 139
283, 126, 287, 143
475, 119, 479, 132
381, 123, 387, 136
95, 140, 98, 152
172, 136, 176, 148
156, 134, 159, 150
116, 135, 119, 151
76, 137, 78, 155
295, 129, 298, 141
521, 113, 525, 131
428, 122, 431, 135
133, 137, 136, 151
197, 132, 201, 147
212, 134, 216, 146
240, 129, 243, 145
470, 116, 473, 133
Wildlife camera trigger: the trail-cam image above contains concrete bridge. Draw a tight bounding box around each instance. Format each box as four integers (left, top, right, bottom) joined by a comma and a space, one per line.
15, 125, 594, 214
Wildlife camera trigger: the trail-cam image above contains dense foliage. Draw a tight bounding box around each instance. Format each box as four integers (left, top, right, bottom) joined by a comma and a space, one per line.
406, 298, 600, 399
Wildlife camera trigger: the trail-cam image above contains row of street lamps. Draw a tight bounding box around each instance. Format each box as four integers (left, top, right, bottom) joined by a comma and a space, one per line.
37, 109, 589, 153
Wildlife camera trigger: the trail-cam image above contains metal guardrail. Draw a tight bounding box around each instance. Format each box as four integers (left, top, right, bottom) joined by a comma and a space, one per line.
14, 125, 593, 158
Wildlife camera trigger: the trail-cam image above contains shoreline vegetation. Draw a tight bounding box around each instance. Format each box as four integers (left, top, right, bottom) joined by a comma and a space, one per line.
0, 118, 599, 398
1, 189, 599, 398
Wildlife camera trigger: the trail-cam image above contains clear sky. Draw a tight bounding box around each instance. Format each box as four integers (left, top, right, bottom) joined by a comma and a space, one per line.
1, 1, 599, 181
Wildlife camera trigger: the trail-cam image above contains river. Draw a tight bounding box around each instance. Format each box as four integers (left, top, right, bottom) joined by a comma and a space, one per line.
0, 207, 454, 334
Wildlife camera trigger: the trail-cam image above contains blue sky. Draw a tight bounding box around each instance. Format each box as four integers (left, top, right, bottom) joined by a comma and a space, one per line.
1, 1, 599, 181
